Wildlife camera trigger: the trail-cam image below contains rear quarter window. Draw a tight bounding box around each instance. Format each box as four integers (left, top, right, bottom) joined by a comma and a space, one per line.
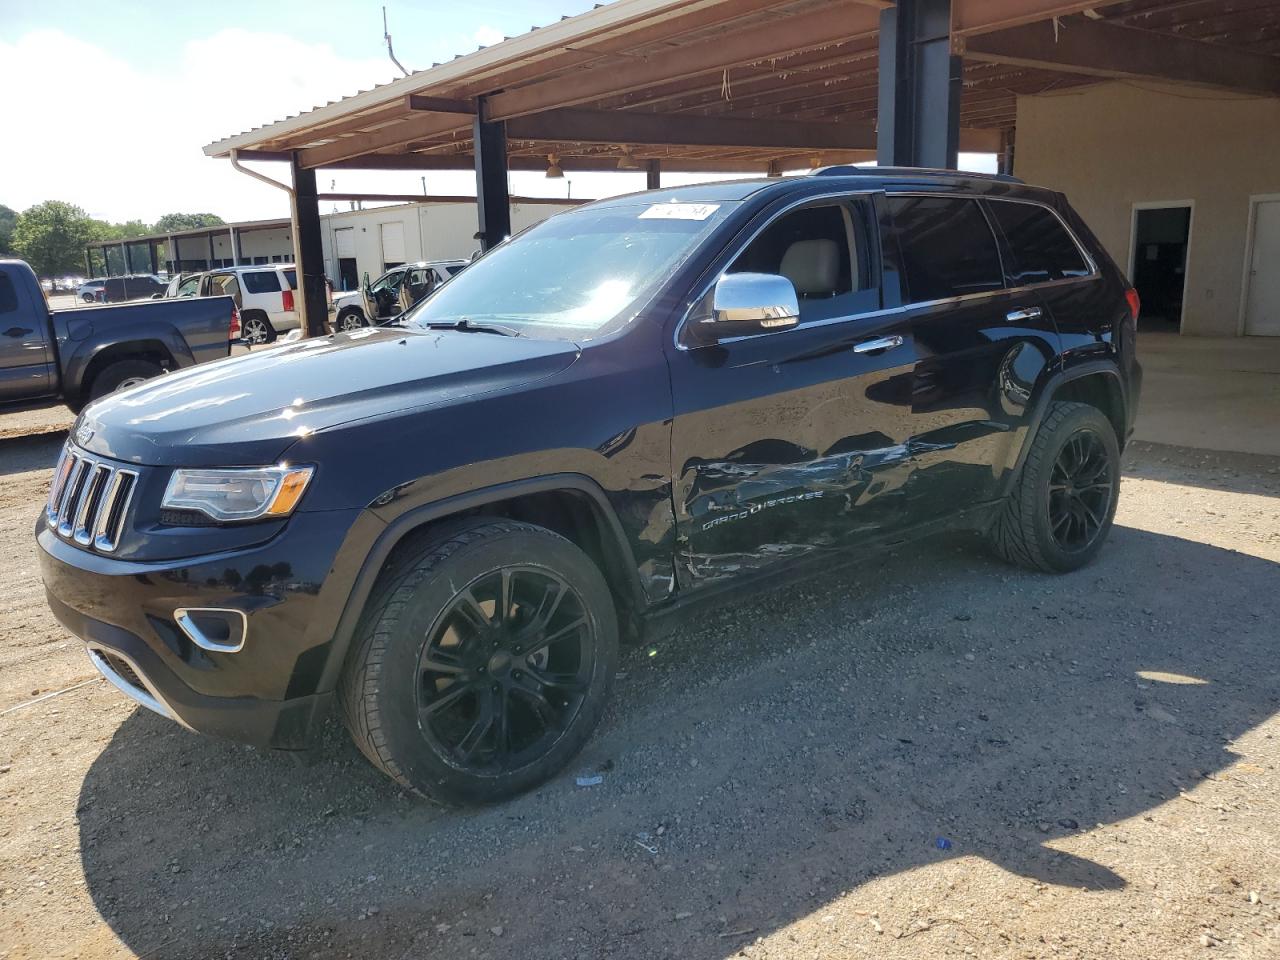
886, 195, 1004, 303
986, 200, 1091, 285
282, 269, 297, 289
241, 271, 281, 294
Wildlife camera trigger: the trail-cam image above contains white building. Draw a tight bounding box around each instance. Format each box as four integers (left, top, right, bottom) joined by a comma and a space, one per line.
88, 198, 579, 288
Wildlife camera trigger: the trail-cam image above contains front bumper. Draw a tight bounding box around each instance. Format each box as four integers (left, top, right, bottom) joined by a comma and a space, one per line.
37, 508, 367, 749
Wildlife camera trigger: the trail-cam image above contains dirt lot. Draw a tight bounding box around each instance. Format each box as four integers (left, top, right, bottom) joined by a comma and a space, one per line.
1, 411, 1278, 960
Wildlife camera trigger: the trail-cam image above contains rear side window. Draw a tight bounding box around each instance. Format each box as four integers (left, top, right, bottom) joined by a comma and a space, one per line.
986, 200, 1091, 285
886, 196, 1004, 303
242, 271, 281, 294
283, 269, 297, 289
0, 272, 18, 313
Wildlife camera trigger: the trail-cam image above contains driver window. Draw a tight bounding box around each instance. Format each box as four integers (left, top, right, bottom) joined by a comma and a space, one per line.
728, 202, 876, 323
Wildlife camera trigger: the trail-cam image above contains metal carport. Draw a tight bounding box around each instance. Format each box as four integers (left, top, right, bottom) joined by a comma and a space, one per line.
202, 0, 1280, 338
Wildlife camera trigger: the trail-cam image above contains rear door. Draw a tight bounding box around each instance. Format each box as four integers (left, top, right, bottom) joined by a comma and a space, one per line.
982, 196, 1105, 350
667, 195, 921, 588
880, 192, 1061, 520
0, 267, 55, 401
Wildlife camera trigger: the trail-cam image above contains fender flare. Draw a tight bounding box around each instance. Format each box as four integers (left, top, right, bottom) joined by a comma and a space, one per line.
316, 472, 647, 693
1000, 359, 1126, 496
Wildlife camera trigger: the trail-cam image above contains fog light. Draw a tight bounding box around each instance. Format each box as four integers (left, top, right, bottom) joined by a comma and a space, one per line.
174, 608, 248, 653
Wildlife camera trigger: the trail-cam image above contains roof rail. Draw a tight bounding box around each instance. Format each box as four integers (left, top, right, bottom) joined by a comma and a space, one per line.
811, 165, 1023, 184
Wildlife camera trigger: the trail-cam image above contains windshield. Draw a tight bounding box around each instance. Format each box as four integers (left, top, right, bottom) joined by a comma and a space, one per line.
405, 201, 736, 339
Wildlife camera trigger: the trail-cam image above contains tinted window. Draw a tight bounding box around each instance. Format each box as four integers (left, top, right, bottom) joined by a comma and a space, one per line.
887, 196, 1004, 303
242, 270, 281, 294
0, 273, 17, 314
986, 200, 1090, 285
283, 269, 297, 289
728, 203, 876, 323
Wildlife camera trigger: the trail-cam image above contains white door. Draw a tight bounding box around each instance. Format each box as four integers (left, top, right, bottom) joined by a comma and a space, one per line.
334, 227, 355, 258
1245, 200, 1280, 336
380, 221, 405, 268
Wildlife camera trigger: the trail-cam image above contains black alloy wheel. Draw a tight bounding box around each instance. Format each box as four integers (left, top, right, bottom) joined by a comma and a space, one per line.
340, 519, 617, 805
1047, 430, 1113, 553
417, 566, 594, 773
989, 400, 1121, 573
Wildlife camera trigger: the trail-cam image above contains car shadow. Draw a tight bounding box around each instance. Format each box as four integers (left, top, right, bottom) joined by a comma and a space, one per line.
0, 431, 64, 477
75, 524, 1279, 959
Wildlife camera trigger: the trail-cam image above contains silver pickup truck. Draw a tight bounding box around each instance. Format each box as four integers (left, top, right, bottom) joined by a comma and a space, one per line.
0, 259, 238, 412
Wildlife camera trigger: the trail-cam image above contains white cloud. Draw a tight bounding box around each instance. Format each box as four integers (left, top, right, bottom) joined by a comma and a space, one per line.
0, 28, 396, 223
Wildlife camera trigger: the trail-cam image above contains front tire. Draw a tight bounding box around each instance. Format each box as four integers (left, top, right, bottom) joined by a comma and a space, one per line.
339, 520, 618, 805
989, 401, 1120, 573
337, 309, 367, 332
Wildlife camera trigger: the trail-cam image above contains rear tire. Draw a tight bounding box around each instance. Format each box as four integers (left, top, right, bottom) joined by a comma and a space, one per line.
87, 358, 164, 402
339, 519, 618, 805
989, 401, 1120, 573
241, 312, 276, 345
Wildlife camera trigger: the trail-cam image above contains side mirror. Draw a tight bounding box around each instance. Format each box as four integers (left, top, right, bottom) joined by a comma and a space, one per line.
695, 272, 799, 342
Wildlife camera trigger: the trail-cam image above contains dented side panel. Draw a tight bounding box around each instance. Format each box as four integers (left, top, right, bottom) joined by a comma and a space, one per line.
668, 312, 920, 587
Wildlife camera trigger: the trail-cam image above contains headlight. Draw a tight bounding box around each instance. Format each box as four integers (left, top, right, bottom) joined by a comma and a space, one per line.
161, 465, 314, 522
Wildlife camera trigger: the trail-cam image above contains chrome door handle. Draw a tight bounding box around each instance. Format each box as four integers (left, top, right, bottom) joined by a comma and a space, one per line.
1006, 306, 1043, 323
852, 334, 903, 354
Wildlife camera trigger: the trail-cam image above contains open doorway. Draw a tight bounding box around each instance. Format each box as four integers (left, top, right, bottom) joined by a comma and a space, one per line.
1128, 202, 1192, 332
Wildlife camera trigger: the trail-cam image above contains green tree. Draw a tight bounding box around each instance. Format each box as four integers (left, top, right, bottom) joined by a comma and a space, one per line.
0, 205, 16, 254
154, 212, 225, 233
88, 218, 151, 241
11, 201, 95, 276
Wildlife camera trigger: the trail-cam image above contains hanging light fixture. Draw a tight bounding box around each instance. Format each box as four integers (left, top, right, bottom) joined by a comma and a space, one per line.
617, 146, 641, 170
545, 153, 564, 178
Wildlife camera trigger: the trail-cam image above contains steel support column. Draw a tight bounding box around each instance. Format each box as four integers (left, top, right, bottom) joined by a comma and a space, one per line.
290, 152, 329, 338
646, 159, 661, 191
876, 0, 960, 169
473, 97, 511, 252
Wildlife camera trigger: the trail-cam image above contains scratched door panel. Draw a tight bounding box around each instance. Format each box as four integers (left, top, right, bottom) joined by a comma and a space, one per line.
668, 313, 917, 588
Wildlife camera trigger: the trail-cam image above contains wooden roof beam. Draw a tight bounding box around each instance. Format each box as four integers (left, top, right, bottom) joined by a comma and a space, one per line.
503, 106, 879, 151
486, 1, 883, 121
965, 15, 1280, 94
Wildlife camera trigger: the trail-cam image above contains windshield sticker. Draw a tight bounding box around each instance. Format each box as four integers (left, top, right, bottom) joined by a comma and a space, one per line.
639, 203, 720, 221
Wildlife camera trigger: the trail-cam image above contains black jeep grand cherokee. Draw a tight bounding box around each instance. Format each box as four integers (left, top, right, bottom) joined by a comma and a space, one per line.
39, 168, 1141, 805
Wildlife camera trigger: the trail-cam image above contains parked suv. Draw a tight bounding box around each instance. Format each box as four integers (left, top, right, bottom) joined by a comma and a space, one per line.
197, 264, 300, 344
38, 169, 1141, 806
331, 259, 467, 332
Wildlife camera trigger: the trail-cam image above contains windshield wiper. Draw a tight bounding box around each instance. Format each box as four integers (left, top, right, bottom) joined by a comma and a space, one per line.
423, 317, 521, 337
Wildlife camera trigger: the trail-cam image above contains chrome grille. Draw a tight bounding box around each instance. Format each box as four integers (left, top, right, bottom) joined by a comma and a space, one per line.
46, 445, 138, 553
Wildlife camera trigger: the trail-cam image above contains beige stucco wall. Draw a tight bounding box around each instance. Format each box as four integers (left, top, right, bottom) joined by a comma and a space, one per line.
1014, 82, 1280, 336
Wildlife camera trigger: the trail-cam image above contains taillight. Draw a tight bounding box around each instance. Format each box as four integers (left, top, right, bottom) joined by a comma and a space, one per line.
282, 289, 295, 313
1125, 287, 1141, 322
229, 306, 241, 340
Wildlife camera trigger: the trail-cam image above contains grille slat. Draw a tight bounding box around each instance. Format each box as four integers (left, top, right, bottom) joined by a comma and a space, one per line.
46, 445, 138, 553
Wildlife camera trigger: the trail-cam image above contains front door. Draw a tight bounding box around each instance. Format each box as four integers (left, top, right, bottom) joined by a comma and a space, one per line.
667, 197, 919, 589
1245, 199, 1280, 336
0, 266, 55, 402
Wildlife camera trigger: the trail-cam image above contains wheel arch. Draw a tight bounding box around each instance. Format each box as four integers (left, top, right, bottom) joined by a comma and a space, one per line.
317, 474, 648, 694
72, 339, 178, 409
1001, 360, 1127, 496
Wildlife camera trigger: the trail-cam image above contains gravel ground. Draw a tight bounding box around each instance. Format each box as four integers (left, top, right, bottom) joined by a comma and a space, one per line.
0, 420, 1277, 960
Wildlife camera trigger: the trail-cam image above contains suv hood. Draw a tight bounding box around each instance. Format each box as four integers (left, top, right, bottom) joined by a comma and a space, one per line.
75, 327, 580, 467
333, 290, 362, 309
